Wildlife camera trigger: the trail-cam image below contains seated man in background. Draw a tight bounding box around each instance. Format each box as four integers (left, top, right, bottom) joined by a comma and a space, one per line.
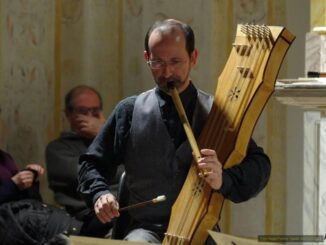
46, 85, 123, 237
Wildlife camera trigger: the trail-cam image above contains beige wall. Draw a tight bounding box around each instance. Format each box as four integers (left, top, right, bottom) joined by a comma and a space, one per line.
0, 0, 56, 200
311, 0, 326, 29
0, 0, 311, 239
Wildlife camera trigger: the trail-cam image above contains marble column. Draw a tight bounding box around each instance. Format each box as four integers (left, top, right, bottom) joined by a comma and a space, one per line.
319, 116, 326, 234
275, 79, 326, 238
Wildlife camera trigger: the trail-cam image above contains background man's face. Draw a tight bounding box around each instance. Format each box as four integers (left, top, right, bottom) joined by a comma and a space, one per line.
66, 90, 101, 131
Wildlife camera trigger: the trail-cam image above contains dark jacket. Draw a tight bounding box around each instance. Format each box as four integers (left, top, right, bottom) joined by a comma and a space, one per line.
0, 199, 80, 245
46, 131, 92, 216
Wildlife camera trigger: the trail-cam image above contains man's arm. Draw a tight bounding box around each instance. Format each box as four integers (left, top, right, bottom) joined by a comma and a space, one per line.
219, 139, 271, 203
78, 96, 136, 208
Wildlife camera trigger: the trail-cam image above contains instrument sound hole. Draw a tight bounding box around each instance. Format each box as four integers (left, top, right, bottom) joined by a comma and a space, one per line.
192, 180, 205, 196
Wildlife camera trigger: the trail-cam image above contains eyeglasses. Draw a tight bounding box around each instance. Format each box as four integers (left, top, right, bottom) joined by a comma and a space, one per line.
146, 59, 186, 70
72, 107, 101, 115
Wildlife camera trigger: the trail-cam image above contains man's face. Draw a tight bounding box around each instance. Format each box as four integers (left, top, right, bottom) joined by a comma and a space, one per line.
144, 28, 198, 93
66, 90, 101, 131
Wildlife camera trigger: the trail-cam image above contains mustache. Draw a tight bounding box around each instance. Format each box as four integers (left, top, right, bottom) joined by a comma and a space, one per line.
156, 77, 184, 93
158, 77, 182, 84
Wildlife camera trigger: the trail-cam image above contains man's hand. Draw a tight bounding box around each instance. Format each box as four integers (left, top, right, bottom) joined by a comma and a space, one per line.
75, 113, 105, 139
197, 149, 223, 190
26, 163, 45, 180
94, 193, 120, 223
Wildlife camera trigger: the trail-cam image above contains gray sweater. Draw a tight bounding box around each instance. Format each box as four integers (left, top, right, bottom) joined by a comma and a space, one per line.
46, 131, 122, 216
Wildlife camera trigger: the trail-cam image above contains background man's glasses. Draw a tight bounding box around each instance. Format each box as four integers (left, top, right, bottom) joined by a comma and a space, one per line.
72, 107, 101, 115
147, 59, 186, 70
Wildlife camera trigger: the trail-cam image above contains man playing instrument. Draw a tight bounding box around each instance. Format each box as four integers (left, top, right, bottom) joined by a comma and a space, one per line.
78, 19, 271, 243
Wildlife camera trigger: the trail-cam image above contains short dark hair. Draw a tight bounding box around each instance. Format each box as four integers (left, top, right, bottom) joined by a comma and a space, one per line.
65, 85, 103, 112
144, 19, 195, 57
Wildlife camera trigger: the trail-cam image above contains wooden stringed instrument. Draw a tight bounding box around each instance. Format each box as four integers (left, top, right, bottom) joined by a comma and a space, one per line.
163, 24, 295, 244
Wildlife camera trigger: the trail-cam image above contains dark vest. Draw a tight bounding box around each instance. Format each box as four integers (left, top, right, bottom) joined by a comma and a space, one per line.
124, 88, 213, 224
